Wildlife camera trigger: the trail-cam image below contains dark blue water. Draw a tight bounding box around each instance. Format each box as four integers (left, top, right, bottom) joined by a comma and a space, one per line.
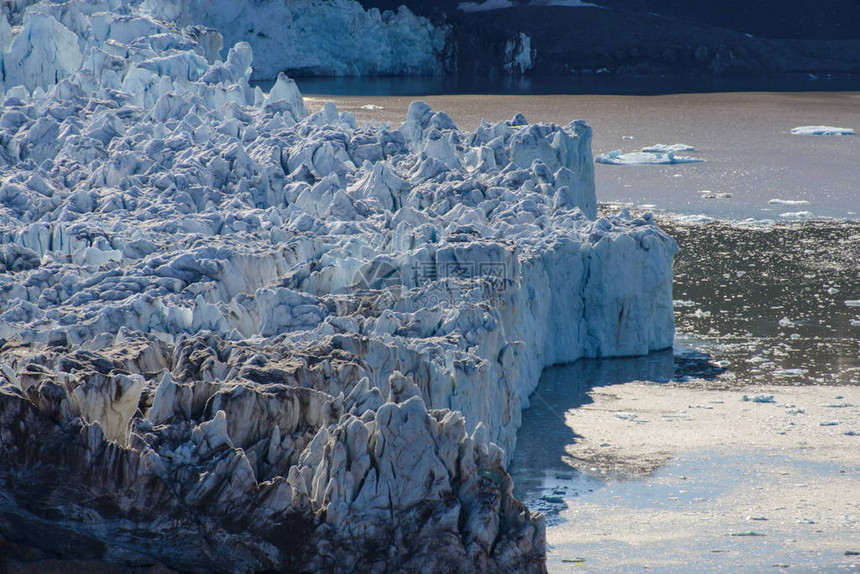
257, 73, 860, 97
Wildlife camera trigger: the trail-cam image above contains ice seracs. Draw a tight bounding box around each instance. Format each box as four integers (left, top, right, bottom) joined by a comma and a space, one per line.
0, 1, 676, 571
145, 0, 446, 79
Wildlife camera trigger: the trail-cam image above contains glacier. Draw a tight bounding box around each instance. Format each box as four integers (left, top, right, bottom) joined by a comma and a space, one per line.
144, 0, 447, 79
0, 1, 676, 571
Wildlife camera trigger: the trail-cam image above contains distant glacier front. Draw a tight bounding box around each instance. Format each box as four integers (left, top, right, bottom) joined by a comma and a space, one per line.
0, 1, 676, 571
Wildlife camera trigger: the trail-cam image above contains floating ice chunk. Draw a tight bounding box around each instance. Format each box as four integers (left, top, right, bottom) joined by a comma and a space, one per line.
773, 369, 808, 377
641, 143, 696, 153
700, 191, 732, 199
778, 211, 814, 219
791, 126, 854, 135
742, 394, 775, 403
614, 411, 638, 420
596, 149, 703, 165
768, 199, 811, 206
673, 214, 715, 225
845, 300, 860, 307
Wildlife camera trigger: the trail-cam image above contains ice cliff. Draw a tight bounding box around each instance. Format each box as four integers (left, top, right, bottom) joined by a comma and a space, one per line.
145, 0, 447, 79
0, 1, 676, 571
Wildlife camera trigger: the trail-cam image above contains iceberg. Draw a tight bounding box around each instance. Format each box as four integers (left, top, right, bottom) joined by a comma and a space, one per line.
596, 149, 704, 165
791, 126, 854, 135
0, 1, 676, 571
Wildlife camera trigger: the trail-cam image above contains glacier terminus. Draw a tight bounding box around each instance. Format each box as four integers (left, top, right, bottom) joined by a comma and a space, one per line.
0, 1, 677, 571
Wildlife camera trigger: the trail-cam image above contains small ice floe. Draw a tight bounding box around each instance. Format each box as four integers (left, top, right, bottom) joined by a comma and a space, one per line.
819, 421, 840, 427
641, 143, 696, 153
778, 317, 796, 327
791, 126, 854, 136
673, 300, 697, 307
768, 199, 811, 206
826, 287, 839, 295
595, 149, 703, 165
778, 211, 814, 219
360, 104, 383, 110
614, 411, 638, 421
674, 214, 715, 225
742, 394, 775, 403
700, 190, 733, 199
851, 320, 860, 327
733, 218, 776, 228
773, 369, 807, 377
844, 300, 860, 307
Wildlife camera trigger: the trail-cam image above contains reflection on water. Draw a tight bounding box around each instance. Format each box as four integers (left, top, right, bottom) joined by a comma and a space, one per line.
509, 349, 701, 524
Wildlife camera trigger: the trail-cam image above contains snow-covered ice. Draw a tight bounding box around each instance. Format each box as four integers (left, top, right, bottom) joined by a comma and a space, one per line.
791, 126, 854, 136
0, 1, 676, 571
